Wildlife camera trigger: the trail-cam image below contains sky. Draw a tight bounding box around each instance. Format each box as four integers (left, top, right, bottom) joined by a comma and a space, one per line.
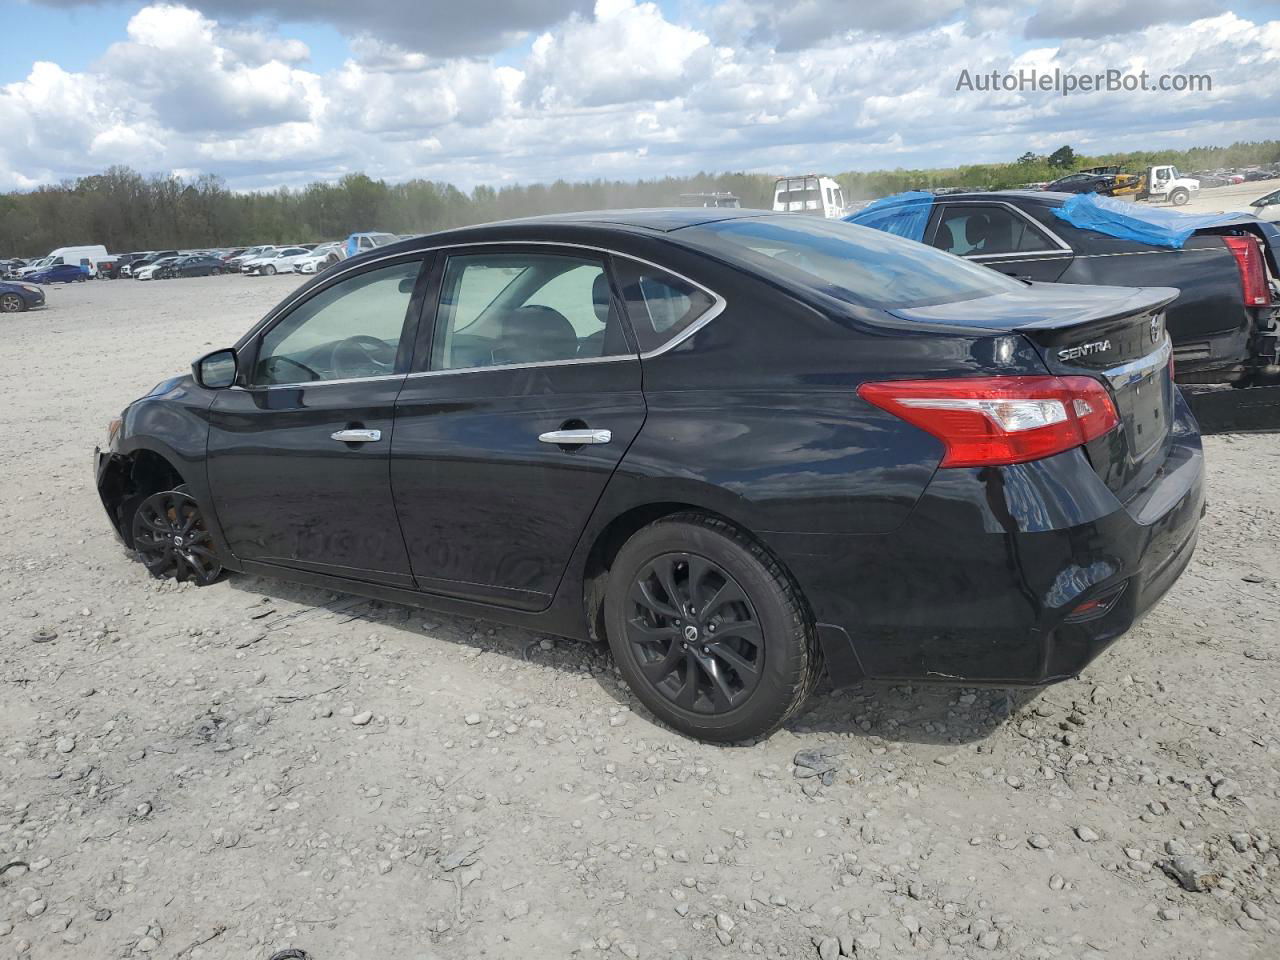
0, 0, 1277, 192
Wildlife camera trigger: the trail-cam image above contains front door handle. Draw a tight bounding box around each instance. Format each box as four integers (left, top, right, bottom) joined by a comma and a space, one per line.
538, 428, 611, 445
331, 428, 382, 443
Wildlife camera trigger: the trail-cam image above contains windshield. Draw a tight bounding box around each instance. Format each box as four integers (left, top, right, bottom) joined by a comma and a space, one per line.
680, 216, 1023, 309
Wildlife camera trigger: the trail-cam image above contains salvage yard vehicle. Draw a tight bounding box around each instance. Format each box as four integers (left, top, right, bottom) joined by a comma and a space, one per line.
848, 191, 1280, 385
293, 242, 344, 274
124, 251, 178, 278
135, 256, 181, 281
0, 279, 45, 311
242, 246, 310, 275
164, 254, 227, 278
27, 262, 87, 283
771, 175, 846, 218
96, 209, 1204, 742
1251, 189, 1280, 223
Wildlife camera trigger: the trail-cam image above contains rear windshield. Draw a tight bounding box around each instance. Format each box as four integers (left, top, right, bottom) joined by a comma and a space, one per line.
681, 216, 1022, 309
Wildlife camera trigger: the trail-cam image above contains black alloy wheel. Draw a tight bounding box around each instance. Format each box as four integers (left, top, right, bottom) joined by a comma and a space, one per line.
0, 293, 24, 312
627, 552, 763, 714
604, 514, 822, 742
130, 489, 223, 585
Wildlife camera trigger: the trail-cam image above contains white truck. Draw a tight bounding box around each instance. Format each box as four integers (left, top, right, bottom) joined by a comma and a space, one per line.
772, 175, 847, 218
1141, 165, 1200, 206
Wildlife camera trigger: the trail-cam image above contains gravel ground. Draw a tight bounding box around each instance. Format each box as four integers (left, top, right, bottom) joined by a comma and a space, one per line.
1, 275, 1278, 960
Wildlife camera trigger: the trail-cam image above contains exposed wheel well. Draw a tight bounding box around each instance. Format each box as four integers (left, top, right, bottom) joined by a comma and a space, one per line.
99, 450, 185, 548
580, 502, 805, 644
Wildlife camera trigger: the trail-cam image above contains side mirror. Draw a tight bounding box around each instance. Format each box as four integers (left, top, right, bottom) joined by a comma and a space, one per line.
193, 348, 238, 389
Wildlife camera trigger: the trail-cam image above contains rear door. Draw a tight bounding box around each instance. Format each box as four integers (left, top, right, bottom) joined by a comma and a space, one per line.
928, 202, 1075, 282
390, 245, 645, 611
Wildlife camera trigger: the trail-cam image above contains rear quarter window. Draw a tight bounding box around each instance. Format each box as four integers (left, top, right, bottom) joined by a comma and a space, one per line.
612, 260, 717, 353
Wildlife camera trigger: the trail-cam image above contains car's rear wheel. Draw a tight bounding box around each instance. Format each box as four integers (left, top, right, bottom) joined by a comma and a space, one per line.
130, 488, 223, 585
603, 514, 822, 742
0, 293, 25, 312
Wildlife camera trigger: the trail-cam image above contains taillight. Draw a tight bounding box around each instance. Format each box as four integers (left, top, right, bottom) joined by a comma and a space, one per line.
1224, 235, 1271, 306
858, 375, 1119, 468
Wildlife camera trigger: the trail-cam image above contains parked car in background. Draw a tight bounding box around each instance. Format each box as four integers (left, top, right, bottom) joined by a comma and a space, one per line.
846, 190, 1280, 385
292, 242, 343, 274
1251, 189, 1280, 223
14, 256, 55, 278
27, 263, 89, 284
1045, 172, 1114, 194
1, 258, 28, 277
343, 232, 398, 258
227, 246, 276, 270
124, 251, 178, 278
242, 247, 310, 275
135, 256, 181, 281
164, 254, 228, 278
0, 279, 46, 312
98, 252, 147, 279
95, 209, 1204, 742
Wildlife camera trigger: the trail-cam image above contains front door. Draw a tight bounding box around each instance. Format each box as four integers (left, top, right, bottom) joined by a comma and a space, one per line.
391, 247, 646, 610
928, 202, 1075, 282
206, 256, 428, 586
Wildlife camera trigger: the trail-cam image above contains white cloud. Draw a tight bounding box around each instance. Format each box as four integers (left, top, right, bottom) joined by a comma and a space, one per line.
0, 1, 1277, 193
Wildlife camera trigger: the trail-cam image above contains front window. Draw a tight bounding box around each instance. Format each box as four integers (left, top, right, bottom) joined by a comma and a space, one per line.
681, 216, 1023, 309
254, 260, 421, 385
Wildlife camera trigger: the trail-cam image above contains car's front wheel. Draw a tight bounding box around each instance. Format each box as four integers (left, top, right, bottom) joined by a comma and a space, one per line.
1169, 188, 1190, 206
603, 514, 822, 742
263, 264, 276, 276
0, 293, 25, 312
130, 488, 223, 585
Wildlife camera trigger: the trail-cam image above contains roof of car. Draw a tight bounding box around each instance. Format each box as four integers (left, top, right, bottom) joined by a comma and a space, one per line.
487, 207, 770, 233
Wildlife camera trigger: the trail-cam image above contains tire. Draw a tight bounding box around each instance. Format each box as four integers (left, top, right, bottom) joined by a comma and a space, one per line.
264, 264, 276, 276
130, 487, 223, 586
603, 513, 822, 742
1169, 188, 1190, 206
0, 293, 25, 312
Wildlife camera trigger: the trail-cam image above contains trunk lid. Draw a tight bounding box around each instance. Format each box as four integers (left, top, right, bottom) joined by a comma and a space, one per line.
891, 283, 1179, 502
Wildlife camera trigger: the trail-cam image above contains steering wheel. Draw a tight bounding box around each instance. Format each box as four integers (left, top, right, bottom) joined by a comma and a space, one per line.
261, 355, 320, 382
329, 335, 396, 378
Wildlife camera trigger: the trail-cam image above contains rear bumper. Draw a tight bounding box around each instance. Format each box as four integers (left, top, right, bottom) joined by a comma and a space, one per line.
772, 391, 1205, 688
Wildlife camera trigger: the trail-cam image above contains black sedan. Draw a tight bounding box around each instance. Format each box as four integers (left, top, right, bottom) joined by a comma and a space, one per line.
95, 210, 1203, 741
0, 279, 46, 312
164, 254, 228, 278
1044, 172, 1114, 194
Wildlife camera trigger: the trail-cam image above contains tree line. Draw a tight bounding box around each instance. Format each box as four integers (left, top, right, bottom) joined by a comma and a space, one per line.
2, 140, 1276, 256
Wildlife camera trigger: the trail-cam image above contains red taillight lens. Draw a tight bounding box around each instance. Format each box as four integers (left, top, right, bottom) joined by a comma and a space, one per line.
858, 375, 1120, 468
1224, 235, 1271, 306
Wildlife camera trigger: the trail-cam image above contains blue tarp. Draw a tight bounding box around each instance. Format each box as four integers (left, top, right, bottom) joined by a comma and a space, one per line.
843, 191, 935, 242
1050, 193, 1258, 249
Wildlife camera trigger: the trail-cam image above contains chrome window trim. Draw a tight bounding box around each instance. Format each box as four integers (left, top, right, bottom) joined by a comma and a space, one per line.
231, 372, 406, 392
236, 240, 728, 388
404, 354, 637, 381
930, 199, 1073, 254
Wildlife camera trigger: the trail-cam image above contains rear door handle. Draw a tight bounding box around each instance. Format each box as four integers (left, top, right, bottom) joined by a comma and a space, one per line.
538, 428, 611, 445
331, 429, 382, 443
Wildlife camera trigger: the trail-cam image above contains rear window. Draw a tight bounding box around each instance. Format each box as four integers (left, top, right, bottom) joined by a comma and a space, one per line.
681, 216, 1022, 309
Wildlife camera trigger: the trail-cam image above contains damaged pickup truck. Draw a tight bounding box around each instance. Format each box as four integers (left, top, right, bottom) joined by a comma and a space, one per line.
848, 191, 1280, 387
